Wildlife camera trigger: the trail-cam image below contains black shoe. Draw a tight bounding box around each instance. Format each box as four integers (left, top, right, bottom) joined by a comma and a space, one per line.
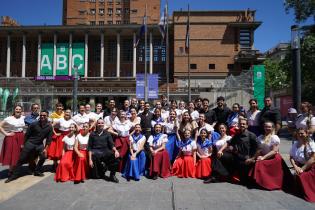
152, 175, 158, 180
203, 176, 217, 184
34, 172, 45, 177
5, 176, 16, 183
109, 175, 119, 183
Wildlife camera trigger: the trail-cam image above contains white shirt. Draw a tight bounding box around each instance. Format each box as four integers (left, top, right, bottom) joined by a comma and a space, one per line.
147, 134, 168, 150
62, 135, 76, 150
246, 110, 261, 126
198, 123, 214, 135
180, 140, 197, 156
161, 110, 169, 121
197, 141, 212, 156
190, 110, 199, 121
94, 112, 104, 120
2, 116, 25, 132
85, 112, 98, 121
130, 134, 146, 152
129, 116, 141, 127
104, 116, 120, 127
290, 141, 315, 165
164, 121, 179, 134
112, 120, 133, 137
215, 135, 232, 150
55, 118, 76, 131
72, 113, 89, 128
295, 114, 315, 130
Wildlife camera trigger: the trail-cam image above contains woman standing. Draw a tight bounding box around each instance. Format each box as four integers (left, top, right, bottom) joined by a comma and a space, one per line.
122, 124, 146, 181
195, 129, 213, 179
73, 122, 90, 183
246, 99, 261, 136
0, 105, 25, 175
55, 123, 77, 182
147, 124, 170, 179
290, 128, 315, 202
226, 103, 240, 137
164, 110, 179, 163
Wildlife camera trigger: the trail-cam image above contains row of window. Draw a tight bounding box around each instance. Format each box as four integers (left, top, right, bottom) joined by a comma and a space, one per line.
189, 63, 234, 70
90, 20, 129, 25
88, 8, 130, 16
82, 0, 126, 4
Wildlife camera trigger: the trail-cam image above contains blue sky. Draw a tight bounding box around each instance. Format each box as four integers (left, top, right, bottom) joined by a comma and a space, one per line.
0, 0, 313, 52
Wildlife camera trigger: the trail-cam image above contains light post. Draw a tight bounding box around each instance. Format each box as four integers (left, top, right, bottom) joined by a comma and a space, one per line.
291, 25, 301, 110
72, 65, 78, 116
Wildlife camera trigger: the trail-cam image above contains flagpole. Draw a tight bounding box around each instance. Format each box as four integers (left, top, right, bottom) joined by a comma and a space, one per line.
144, 4, 148, 102
166, 1, 170, 103
187, 5, 191, 102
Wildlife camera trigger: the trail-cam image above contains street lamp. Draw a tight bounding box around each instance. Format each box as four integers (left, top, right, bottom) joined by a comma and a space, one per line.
291, 25, 301, 110
72, 65, 79, 116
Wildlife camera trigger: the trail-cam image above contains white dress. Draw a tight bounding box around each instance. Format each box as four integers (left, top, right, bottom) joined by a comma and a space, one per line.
290, 141, 315, 165
2, 116, 25, 133
147, 134, 168, 150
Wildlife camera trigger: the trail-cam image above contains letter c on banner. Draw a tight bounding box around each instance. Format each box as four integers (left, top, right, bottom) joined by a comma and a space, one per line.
72, 54, 83, 70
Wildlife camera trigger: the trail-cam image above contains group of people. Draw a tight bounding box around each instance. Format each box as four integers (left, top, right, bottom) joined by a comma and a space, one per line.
0, 96, 314, 202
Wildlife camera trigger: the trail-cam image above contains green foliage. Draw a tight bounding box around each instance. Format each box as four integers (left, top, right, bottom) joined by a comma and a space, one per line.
284, 0, 315, 23
264, 58, 290, 91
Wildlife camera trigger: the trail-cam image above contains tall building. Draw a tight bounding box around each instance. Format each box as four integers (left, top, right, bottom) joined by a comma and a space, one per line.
63, 0, 160, 25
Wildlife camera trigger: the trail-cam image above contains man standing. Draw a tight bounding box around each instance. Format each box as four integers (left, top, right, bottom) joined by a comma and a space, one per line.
213, 96, 231, 131
5, 111, 53, 183
259, 97, 281, 134
103, 99, 116, 117
202, 98, 217, 126
88, 119, 120, 183
24, 103, 40, 126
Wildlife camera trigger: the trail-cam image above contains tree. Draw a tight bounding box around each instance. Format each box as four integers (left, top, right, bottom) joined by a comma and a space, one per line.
285, 0, 315, 23
264, 58, 290, 91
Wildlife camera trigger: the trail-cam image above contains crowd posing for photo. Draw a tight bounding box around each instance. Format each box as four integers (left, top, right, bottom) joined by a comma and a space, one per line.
0, 96, 314, 203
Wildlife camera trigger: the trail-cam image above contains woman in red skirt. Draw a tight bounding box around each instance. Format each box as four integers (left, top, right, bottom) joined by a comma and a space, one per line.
54, 123, 77, 182
73, 122, 90, 183
195, 129, 213, 179
47, 109, 76, 170
0, 105, 25, 176
147, 124, 171, 179
109, 110, 133, 172
290, 128, 315, 202
172, 129, 197, 178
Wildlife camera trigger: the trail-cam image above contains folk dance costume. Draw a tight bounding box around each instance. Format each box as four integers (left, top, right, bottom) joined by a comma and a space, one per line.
195, 138, 212, 179
290, 141, 315, 202
226, 112, 239, 137
148, 133, 171, 178
112, 120, 133, 172
47, 118, 75, 160
172, 139, 196, 178
55, 135, 75, 182
122, 134, 146, 181
151, 117, 165, 131
0, 116, 25, 168
104, 115, 120, 128
164, 121, 179, 163
73, 133, 90, 182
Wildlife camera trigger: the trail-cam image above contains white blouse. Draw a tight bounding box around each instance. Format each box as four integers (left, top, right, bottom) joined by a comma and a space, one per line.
197, 141, 211, 156
215, 135, 232, 150
246, 110, 261, 127
130, 134, 146, 152
290, 141, 315, 165
147, 134, 168, 150
2, 116, 25, 132
257, 134, 280, 155
190, 110, 199, 121
85, 112, 98, 121
164, 121, 179, 134
104, 116, 120, 127
295, 114, 315, 130
180, 140, 197, 156
63, 135, 76, 150
76, 133, 89, 150
198, 123, 214, 135
72, 113, 89, 128
151, 118, 165, 128
129, 116, 141, 127
112, 120, 133, 137
94, 112, 104, 120
55, 118, 76, 131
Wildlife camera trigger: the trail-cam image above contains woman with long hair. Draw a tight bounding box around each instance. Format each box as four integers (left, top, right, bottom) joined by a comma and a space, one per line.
0, 105, 25, 176
195, 129, 212, 179
226, 103, 240, 137
178, 111, 198, 141
295, 102, 315, 137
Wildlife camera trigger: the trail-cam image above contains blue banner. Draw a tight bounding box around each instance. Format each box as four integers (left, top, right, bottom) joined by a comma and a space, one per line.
148, 74, 159, 99
136, 74, 145, 99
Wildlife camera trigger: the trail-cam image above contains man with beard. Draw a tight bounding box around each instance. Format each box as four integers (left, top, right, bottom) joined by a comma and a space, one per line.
202, 98, 217, 126
213, 96, 231, 131
103, 99, 116, 118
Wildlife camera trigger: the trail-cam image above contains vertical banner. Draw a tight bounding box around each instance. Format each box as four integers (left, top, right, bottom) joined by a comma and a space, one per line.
136, 74, 145, 99
72, 43, 85, 76
56, 43, 69, 75
253, 65, 265, 110
40, 43, 54, 75
148, 74, 159, 99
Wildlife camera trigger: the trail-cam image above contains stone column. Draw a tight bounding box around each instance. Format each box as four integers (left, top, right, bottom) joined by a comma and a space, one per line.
68, 33, 73, 76
149, 32, 153, 74
37, 33, 41, 76
116, 32, 120, 78
133, 32, 137, 77
53, 33, 57, 76
100, 32, 104, 78
84, 33, 88, 78
22, 34, 26, 78
6, 34, 11, 78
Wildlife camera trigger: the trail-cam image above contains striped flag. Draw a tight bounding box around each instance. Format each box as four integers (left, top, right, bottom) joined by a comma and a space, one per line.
185, 5, 190, 53
158, 3, 168, 40
134, 14, 147, 48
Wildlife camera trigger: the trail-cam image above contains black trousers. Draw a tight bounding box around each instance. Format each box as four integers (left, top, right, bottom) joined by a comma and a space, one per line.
90, 151, 119, 179
143, 130, 152, 171
11, 141, 46, 178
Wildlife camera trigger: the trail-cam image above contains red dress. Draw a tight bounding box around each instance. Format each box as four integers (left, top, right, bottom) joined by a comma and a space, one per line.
114, 136, 130, 172
0, 132, 24, 167
47, 130, 70, 160
297, 165, 315, 202
195, 141, 212, 179
73, 134, 90, 182
172, 140, 196, 178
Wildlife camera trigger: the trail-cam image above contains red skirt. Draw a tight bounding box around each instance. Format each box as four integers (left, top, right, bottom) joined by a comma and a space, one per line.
47, 130, 69, 160
73, 150, 89, 182
114, 136, 130, 172
172, 155, 195, 178
150, 150, 171, 178
249, 154, 288, 190
297, 165, 315, 202
195, 157, 212, 179
54, 150, 75, 182
0, 132, 24, 167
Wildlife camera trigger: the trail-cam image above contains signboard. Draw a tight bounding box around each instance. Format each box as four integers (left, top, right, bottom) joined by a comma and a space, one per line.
148, 74, 159, 99
136, 74, 145, 99
72, 43, 85, 76
34, 76, 74, 81
253, 65, 265, 110
40, 43, 54, 75
56, 43, 69, 75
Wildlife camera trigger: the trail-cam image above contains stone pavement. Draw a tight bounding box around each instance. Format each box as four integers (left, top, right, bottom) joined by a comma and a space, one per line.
0, 134, 314, 210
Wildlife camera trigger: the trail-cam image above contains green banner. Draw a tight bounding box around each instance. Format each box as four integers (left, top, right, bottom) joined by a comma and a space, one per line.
72, 43, 85, 76
253, 65, 265, 110
56, 43, 69, 75
40, 43, 54, 75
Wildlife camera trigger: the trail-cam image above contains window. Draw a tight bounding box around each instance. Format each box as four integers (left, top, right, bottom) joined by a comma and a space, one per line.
90, 21, 96, 25
125, 8, 130, 14
107, 0, 113, 5
131, 9, 137, 14
99, 9, 104, 15
227, 64, 234, 70
99, 21, 104, 25
79, 9, 86, 15
90, 9, 96, 15
122, 39, 133, 62
239, 29, 251, 49
116, 0, 121, 5
116, 20, 121, 24
108, 8, 113, 15
116, 8, 121, 15
106, 40, 116, 62
99, 0, 104, 2
90, 0, 96, 2
208, 64, 215, 69
190, 64, 197, 70
107, 21, 113, 24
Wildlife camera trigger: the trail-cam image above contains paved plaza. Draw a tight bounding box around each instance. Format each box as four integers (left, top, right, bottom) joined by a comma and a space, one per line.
0, 134, 314, 210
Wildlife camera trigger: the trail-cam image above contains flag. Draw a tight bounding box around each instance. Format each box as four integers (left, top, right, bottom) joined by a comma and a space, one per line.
185, 5, 190, 53
134, 13, 147, 48
158, 3, 168, 40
